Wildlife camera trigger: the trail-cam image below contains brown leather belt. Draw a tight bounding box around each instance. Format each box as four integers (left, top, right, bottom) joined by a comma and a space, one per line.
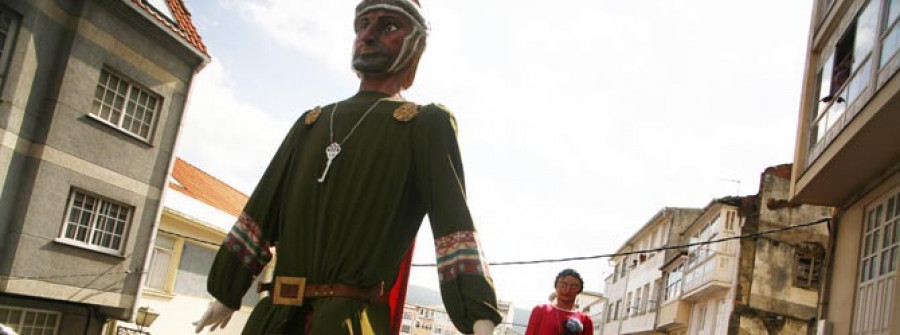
258, 277, 389, 306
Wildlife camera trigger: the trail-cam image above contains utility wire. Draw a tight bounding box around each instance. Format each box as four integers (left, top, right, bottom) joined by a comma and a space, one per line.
8, 218, 830, 280
160, 229, 223, 248
412, 217, 831, 267
4, 269, 139, 280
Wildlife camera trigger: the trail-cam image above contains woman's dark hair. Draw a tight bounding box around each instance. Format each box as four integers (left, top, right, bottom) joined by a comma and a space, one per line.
555, 268, 584, 293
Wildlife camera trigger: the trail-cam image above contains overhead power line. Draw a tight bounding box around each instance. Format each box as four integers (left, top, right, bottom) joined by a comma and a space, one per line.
412, 217, 832, 267
162, 218, 834, 268
7, 218, 829, 280
4, 269, 139, 280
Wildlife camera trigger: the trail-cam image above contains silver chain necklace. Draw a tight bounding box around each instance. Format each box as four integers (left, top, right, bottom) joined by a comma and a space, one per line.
317, 98, 388, 182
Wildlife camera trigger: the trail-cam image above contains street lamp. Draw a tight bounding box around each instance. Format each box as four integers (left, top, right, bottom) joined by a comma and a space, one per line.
135, 306, 159, 333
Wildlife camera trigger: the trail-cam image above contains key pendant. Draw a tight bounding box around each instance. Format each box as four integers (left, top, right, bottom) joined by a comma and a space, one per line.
317, 142, 342, 182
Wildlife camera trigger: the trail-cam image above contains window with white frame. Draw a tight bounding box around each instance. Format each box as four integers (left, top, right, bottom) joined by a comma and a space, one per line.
606, 302, 614, 322
697, 304, 708, 331
687, 213, 722, 269
145, 234, 175, 291
0, 6, 19, 86
624, 292, 632, 318
91, 68, 161, 141
725, 210, 736, 231
60, 188, 132, 253
882, 0, 900, 67
632, 288, 641, 316
854, 189, 900, 334
809, 0, 878, 152
612, 263, 618, 284
0, 306, 61, 335
818, 0, 836, 22
665, 264, 683, 301
651, 279, 662, 309
614, 300, 621, 320
640, 283, 650, 313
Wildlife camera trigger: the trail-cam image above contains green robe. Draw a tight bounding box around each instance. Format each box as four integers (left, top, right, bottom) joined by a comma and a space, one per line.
208, 91, 503, 334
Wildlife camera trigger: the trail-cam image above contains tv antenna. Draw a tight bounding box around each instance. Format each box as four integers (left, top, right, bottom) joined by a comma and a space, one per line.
720, 178, 741, 195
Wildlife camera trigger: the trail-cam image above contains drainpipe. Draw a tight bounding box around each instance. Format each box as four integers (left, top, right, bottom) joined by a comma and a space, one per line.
130, 160, 175, 324
818, 212, 839, 322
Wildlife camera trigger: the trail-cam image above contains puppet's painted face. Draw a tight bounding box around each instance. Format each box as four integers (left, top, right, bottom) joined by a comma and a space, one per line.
352, 9, 413, 76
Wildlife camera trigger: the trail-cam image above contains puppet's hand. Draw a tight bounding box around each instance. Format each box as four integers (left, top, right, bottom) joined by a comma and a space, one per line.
473, 319, 495, 335
192, 300, 235, 333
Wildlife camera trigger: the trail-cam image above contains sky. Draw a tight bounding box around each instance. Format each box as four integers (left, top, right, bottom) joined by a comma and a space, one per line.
176, 0, 814, 309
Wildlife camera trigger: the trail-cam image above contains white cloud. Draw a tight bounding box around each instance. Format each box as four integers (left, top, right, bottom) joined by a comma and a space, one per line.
237, 0, 356, 73
177, 60, 293, 194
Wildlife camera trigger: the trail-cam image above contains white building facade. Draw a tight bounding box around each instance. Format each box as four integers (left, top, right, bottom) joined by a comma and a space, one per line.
603, 208, 702, 335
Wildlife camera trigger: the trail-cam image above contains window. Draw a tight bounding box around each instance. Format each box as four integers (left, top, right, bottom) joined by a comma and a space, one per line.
146, 0, 178, 24
854, 190, 900, 334
633, 288, 641, 316
698, 304, 708, 331
640, 283, 650, 313
794, 252, 822, 289
665, 264, 683, 301
624, 292, 632, 318
612, 264, 618, 284
0, 6, 18, 86
145, 234, 175, 291
725, 211, 736, 231
882, 0, 900, 67
810, 1, 878, 150
401, 324, 411, 334
91, 68, 161, 141
403, 311, 413, 320
651, 279, 662, 309
614, 300, 621, 320
606, 302, 614, 322
818, 0, 836, 22
0, 306, 60, 335
687, 214, 722, 269
60, 189, 132, 254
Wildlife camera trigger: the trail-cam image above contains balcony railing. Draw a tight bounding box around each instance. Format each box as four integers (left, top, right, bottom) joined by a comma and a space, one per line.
681, 252, 734, 300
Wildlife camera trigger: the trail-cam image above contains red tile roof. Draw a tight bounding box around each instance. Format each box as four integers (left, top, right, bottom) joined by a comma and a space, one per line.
130, 0, 209, 56
170, 157, 248, 217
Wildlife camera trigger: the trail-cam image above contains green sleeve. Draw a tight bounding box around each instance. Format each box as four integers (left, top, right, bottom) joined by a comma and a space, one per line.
207, 112, 307, 309
412, 104, 503, 332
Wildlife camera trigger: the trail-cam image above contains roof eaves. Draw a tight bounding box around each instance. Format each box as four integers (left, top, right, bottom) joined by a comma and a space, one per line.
126, 0, 210, 59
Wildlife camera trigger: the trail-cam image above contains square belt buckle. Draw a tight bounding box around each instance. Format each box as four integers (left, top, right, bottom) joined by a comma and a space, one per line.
272, 276, 306, 306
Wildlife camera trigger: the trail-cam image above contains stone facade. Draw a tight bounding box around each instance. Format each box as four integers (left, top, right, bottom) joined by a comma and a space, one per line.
729, 165, 832, 335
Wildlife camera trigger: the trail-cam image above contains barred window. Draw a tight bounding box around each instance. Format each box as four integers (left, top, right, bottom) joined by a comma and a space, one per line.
0, 306, 60, 335
91, 68, 160, 141
60, 189, 132, 254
